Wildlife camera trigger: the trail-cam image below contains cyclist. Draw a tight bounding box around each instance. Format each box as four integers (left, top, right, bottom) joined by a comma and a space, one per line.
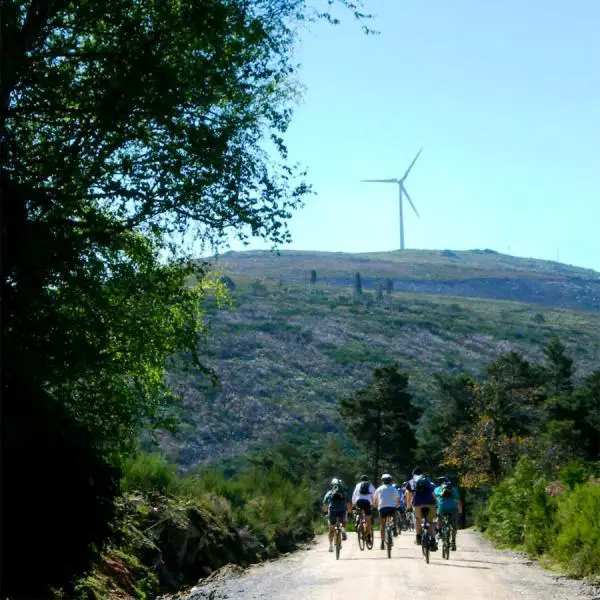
373, 473, 401, 550
322, 478, 350, 552
352, 474, 375, 543
393, 482, 407, 533
405, 467, 437, 550
434, 476, 461, 551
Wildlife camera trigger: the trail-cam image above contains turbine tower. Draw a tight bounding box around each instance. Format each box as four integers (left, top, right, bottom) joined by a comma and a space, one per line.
361, 148, 423, 250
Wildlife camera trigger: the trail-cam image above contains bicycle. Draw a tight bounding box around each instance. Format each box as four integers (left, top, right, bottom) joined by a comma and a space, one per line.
396, 510, 408, 533
333, 516, 343, 560
439, 514, 452, 560
420, 507, 435, 564
384, 511, 395, 558
355, 508, 367, 551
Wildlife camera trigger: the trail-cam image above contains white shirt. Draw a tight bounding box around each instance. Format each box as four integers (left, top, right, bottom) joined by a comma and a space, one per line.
352, 481, 376, 505
374, 484, 401, 509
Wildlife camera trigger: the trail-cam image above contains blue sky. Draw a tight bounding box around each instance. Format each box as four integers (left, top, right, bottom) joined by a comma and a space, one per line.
227, 0, 600, 271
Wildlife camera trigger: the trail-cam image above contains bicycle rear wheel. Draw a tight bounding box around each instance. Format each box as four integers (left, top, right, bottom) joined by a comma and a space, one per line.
422, 526, 430, 564
443, 540, 450, 560
386, 527, 392, 558
358, 527, 365, 551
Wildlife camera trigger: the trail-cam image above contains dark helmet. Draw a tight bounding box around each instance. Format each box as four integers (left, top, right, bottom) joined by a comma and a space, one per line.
412, 466, 423, 477
437, 476, 450, 484
360, 474, 369, 482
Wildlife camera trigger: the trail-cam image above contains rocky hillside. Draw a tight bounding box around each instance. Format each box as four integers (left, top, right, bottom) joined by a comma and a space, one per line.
160, 250, 600, 470
211, 249, 600, 311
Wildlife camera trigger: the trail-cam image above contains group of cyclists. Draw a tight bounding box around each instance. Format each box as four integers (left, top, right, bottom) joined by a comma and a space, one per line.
322, 467, 462, 554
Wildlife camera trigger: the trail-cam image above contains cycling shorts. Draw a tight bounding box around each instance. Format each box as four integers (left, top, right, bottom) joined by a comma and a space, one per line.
379, 506, 397, 518
355, 498, 372, 516
328, 509, 347, 525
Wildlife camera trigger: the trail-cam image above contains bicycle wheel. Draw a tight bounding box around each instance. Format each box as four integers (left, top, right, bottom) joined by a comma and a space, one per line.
443, 539, 450, 560
422, 527, 430, 564
366, 529, 374, 550
386, 527, 392, 558
358, 525, 365, 551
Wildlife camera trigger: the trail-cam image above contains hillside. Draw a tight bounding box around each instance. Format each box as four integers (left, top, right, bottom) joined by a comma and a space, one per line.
210, 249, 600, 311
160, 252, 600, 470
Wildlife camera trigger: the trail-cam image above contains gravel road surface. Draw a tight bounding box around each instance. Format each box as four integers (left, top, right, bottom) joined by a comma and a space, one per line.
181, 529, 599, 600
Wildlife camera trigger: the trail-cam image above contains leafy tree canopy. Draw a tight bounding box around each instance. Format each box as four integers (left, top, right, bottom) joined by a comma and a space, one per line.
2, 0, 370, 452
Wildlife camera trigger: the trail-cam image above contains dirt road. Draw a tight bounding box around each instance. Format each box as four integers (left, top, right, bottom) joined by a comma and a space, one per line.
185, 529, 598, 600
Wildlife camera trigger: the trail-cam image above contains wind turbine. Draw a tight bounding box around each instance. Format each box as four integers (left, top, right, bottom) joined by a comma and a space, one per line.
361, 148, 423, 251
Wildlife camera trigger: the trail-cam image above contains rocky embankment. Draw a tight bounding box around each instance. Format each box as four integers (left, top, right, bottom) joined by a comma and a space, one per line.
76, 493, 282, 599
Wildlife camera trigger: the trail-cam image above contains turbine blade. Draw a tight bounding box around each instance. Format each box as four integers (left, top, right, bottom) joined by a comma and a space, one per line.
403, 185, 420, 217
361, 178, 398, 183
401, 147, 423, 181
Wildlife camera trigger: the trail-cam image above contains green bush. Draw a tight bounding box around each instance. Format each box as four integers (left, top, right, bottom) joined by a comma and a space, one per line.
122, 452, 178, 494
551, 482, 600, 578
483, 458, 600, 578
522, 478, 556, 557
486, 458, 547, 547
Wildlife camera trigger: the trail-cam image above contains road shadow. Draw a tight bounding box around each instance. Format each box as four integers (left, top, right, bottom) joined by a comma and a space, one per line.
456, 558, 513, 566
342, 555, 424, 561
433, 562, 492, 570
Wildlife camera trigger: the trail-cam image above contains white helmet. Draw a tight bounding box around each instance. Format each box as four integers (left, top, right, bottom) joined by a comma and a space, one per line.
381, 473, 393, 483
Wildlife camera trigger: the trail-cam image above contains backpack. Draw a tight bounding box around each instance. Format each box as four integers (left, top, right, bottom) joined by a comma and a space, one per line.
415, 476, 431, 493
440, 481, 454, 499
359, 481, 370, 495
331, 485, 343, 501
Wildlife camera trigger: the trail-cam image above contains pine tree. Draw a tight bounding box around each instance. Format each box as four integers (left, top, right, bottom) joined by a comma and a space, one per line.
543, 337, 574, 395
353, 272, 362, 295
339, 364, 420, 481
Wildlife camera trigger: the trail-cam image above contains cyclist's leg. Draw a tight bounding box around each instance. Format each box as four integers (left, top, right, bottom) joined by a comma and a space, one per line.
451, 511, 458, 546
414, 505, 423, 543
327, 512, 335, 544
414, 506, 422, 534
427, 505, 438, 547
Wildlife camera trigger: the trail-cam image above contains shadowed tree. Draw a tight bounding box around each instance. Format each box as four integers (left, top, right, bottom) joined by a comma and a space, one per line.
542, 337, 574, 396
1, 0, 371, 593
353, 271, 363, 295
339, 364, 421, 481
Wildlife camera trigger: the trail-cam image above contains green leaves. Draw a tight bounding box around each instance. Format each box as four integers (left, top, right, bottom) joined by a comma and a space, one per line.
339, 363, 421, 479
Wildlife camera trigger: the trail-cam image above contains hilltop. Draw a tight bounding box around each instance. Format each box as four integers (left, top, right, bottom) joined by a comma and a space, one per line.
210, 249, 600, 311
160, 250, 600, 469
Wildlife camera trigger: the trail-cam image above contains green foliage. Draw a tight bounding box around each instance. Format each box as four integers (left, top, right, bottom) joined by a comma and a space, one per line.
486, 458, 546, 547
316, 436, 364, 492
2, 0, 369, 592
551, 482, 600, 578
481, 457, 600, 578
339, 364, 421, 480
122, 452, 179, 495
543, 337, 574, 395
558, 458, 593, 490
